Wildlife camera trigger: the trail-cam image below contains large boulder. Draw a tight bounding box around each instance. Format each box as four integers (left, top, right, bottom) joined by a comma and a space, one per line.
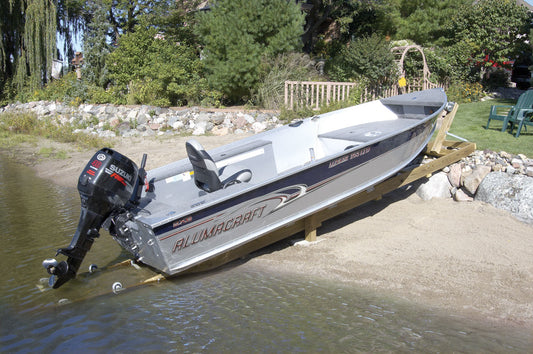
416, 172, 452, 200
475, 172, 533, 224
463, 165, 491, 195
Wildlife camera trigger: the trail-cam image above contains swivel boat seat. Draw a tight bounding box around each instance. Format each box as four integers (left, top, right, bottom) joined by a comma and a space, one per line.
186, 139, 252, 193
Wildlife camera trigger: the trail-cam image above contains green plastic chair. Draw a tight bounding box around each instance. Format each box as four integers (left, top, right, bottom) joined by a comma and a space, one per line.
512, 110, 533, 137
486, 90, 533, 135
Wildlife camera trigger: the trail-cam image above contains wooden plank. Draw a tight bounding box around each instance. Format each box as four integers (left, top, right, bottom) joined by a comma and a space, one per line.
427, 103, 459, 155
304, 214, 322, 242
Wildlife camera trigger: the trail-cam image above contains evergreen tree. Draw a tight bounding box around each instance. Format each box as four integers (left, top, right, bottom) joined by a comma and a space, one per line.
83, 0, 113, 87
395, 0, 470, 46
195, 0, 305, 102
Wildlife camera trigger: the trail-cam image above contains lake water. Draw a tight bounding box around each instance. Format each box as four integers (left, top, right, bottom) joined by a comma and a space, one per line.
0, 153, 531, 352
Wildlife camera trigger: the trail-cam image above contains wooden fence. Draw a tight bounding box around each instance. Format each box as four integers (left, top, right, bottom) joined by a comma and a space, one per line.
284, 81, 357, 110
285, 78, 448, 110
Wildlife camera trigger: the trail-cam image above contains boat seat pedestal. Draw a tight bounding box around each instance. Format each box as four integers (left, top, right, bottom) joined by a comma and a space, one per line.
186, 139, 252, 193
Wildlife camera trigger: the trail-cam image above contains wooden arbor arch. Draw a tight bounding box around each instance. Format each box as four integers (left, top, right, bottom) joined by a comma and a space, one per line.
392, 45, 438, 91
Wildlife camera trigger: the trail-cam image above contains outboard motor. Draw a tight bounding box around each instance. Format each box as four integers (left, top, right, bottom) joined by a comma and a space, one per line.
43, 148, 146, 289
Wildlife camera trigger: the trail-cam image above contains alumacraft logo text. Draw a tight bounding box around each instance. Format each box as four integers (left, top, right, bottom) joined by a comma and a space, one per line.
172, 205, 266, 252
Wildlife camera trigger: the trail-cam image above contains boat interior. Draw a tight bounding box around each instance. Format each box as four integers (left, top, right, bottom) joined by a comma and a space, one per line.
138, 97, 443, 226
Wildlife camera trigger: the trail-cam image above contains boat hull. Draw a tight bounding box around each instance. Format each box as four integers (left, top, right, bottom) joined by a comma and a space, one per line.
115, 89, 446, 276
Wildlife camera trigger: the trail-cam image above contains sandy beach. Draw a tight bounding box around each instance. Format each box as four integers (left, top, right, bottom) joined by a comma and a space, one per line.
8, 135, 533, 329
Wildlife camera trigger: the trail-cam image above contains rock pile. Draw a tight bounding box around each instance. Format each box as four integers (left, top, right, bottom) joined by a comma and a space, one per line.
0, 101, 281, 137
417, 150, 533, 224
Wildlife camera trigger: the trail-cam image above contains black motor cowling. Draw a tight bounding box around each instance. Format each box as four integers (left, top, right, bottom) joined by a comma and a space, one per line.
43, 148, 146, 289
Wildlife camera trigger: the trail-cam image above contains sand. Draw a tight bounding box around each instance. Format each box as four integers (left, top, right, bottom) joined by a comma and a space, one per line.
7, 135, 533, 329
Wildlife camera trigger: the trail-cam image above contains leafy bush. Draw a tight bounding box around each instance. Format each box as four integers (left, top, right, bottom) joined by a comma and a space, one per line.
325, 34, 397, 84
31, 72, 89, 103
0, 111, 39, 133
88, 86, 119, 104
107, 25, 208, 106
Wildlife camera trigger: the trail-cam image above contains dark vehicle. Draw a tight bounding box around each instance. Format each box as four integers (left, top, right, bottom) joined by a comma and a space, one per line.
511, 57, 532, 90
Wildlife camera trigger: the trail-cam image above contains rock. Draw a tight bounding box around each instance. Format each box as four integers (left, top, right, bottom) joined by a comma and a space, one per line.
137, 113, 150, 125
499, 151, 513, 160
416, 172, 451, 200
463, 165, 491, 195
167, 115, 179, 126
98, 130, 116, 138
109, 117, 121, 128
192, 121, 207, 135
211, 112, 225, 125
126, 110, 138, 121
197, 112, 210, 122
142, 128, 156, 137
252, 121, 266, 134
211, 126, 230, 136
527, 166, 533, 177
117, 122, 131, 136
171, 121, 184, 130
149, 123, 161, 131
454, 188, 473, 202
154, 116, 166, 125
447, 163, 462, 188
511, 158, 523, 169
233, 115, 248, 129
476, 172, 533, 224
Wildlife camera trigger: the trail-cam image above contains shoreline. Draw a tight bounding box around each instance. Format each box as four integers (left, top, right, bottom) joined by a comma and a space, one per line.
3, 135, 533, 330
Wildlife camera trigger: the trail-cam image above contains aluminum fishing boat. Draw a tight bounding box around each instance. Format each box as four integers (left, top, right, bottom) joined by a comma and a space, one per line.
43, 88, 447, 288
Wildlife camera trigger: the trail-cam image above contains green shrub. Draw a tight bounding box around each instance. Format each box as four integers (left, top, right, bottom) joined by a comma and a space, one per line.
325, 34, 397, 84
107, 25, 207, 107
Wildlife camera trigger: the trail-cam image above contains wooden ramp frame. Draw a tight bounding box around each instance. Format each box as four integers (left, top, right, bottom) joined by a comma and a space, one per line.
188, 104, 475, 273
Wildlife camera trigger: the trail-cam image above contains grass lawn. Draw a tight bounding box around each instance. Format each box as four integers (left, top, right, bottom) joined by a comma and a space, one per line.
450, 99, 533, 155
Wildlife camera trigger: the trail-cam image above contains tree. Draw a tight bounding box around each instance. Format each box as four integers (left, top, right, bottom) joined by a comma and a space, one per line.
0, 0, 89, 101
83, 1, 114, 88
1, 0, 57, 95
107, 24, 206, 106
82, 0, 196, 87
444, 0, 531, 81
394, 0, 470, 46
301, 0, 399, 55
195, 0, 305, 102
